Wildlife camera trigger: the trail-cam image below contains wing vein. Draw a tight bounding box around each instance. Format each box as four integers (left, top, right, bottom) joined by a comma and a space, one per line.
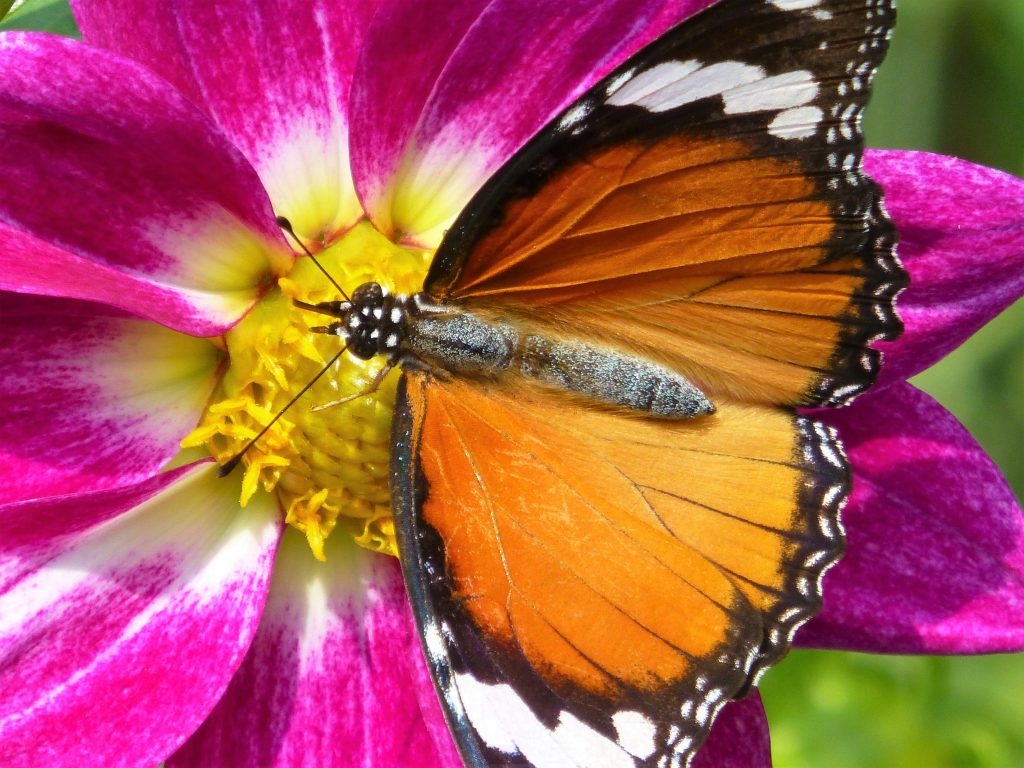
459, 395, 747, 622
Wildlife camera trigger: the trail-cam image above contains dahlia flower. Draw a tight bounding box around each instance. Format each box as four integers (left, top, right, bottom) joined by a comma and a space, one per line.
0, 1, 1021, 766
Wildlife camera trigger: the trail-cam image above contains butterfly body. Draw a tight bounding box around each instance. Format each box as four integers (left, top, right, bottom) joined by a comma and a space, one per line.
306, 285, 716, 418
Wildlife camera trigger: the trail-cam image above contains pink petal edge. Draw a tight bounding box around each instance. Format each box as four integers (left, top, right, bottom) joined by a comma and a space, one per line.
0, 32, 290, 335
169, 530, 460, 768
800, 382, 1024, 654
693, 694, 772, 768
0, 462, 283, 768
866, 150, 1024, 387
73, 0, 380, 243
0, 293, 223, 504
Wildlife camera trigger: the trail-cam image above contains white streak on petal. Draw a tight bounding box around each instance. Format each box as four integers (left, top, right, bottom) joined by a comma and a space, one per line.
389, 141, 491, 248
142, 205, 288, 304
255, 117, 363, 242
0, 463, 281, 767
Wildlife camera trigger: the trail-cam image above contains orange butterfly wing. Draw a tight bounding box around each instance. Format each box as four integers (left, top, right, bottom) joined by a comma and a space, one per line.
393, 375, 846, 765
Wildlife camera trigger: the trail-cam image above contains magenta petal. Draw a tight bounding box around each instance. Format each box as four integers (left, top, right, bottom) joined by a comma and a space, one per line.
692, 694, 771, 768
799, 383, 1024, 654
0, 32, 290, 335
73, 0, 378, 241
351, 0, 715, 244
865, 150, 1024, 387
0, 293, 222, 504
0, 463, 283, 768
168, 531, 460, 768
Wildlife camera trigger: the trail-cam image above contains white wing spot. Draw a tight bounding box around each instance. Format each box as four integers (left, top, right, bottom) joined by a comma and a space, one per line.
557, 101, 593, 132
768, 105, 824, 139
606, 57, 821, 141
723, 70, 819, 114
554, 712, 634, 768
769, 0, 821, 8
613, 710, 658, 759
605, 59, 706, 110
455, 676, 519, 755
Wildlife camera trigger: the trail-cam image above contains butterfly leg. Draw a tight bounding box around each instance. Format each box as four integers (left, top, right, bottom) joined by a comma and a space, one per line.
312, 360, 396, 411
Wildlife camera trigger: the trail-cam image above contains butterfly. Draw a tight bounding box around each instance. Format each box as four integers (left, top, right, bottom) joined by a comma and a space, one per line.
300, 0, 904, 765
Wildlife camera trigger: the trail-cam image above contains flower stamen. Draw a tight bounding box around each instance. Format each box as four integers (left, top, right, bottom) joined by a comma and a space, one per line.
182, 222, 431, 560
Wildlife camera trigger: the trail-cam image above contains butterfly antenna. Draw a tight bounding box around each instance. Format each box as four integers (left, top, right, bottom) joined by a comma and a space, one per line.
217, 344, 349, 477
276, 215, 350, 301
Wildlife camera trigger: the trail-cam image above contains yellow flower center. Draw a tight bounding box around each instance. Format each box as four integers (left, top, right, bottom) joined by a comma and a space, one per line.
183, 222, 431, 560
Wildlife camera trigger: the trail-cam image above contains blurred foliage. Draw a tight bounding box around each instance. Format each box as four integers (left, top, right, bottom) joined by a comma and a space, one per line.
763, 652, 1024, 768
2, 1, 1021, 766
0, 0, 77, 35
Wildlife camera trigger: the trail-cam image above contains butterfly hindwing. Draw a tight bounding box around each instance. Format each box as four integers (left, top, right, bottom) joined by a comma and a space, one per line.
392, 374, 847, 767
425, 0, 902, 409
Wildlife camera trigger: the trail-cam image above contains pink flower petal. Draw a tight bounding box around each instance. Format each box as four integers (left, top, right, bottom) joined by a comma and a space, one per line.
73, 0, 379, 242
350, 0, 715, 245
0, 462, 283, 768
0, 293, 223, 505
0, 32, 290, 335
799, 383, 1024, 654
693, 694, 771, 768
865, 150, 1024, 387
169, 530, 460, 768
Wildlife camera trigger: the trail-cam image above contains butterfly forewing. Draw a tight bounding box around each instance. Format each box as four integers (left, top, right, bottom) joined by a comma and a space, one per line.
392, 0, 902, 766
426, 0, 902, 409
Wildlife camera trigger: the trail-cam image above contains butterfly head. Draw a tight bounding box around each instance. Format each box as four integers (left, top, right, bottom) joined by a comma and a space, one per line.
296, 281, 408, 361
347, 282, 407, 360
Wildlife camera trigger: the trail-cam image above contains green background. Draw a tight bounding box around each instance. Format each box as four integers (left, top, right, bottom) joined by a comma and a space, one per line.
3, 0, 1022, 765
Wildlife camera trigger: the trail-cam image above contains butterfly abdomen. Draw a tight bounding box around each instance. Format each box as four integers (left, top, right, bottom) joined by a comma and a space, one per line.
516, 334, 714, 418
405, 300, 713, 419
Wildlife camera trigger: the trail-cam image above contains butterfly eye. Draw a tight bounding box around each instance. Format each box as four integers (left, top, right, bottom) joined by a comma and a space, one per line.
351, 282, 384, 304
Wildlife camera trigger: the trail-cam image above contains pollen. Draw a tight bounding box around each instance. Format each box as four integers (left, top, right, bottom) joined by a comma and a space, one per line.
182, 222, 431, 560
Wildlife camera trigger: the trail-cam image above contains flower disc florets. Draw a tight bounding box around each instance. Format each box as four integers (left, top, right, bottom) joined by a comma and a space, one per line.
183, 222, 430, 560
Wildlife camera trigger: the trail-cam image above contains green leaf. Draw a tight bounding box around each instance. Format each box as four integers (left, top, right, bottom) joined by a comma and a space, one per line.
0, 1, 15, 23
0, 0, 79, 37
